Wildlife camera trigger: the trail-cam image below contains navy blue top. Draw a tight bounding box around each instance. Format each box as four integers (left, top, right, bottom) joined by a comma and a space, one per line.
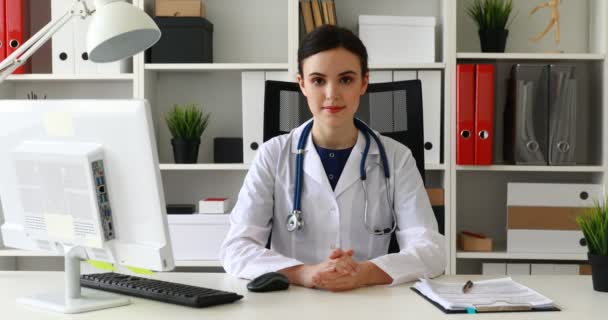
314, 144, 353, 190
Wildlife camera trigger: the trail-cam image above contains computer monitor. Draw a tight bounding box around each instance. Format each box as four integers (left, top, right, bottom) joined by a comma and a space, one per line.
0, 99, 175, 313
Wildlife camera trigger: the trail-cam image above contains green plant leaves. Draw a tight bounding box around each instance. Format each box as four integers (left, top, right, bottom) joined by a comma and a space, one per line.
165, 104, 211, 140
576, 197, 608, 256
467, 0, 514, 31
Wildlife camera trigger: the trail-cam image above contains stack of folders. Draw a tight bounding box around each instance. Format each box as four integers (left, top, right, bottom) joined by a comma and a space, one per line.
1, 0, 31, 74
504, 64, 577, 165
456, 64, 495, 165
412, 277, 560, 314
300, 0, 337, 34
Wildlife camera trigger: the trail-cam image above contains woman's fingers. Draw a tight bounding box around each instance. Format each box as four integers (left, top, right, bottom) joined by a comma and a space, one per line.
329, 248, 344, 259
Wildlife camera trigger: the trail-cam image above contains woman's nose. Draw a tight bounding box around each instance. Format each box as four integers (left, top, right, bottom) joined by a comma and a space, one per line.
324, 82, 340, 101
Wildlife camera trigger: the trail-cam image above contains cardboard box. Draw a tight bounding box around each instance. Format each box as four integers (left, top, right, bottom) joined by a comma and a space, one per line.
426, 188, 444, 206
580, 264, 592, 275
457, 231, 492, 252
155, 0, 206, 18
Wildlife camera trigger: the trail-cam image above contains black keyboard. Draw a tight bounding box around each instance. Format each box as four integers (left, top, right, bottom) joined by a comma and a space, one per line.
80, 272, 243, 308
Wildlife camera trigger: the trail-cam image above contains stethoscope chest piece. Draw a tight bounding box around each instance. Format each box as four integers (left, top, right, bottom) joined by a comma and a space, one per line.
286, 210, 303, 232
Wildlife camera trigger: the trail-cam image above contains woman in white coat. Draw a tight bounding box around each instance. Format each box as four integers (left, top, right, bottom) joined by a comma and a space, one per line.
220, 25, 445, 292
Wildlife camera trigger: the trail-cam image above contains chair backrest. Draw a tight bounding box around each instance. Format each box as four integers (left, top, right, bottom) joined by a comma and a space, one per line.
263, 80, 427, 253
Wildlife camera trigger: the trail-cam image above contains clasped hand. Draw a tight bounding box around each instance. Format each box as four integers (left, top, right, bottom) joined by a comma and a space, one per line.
310, 249, 367, 292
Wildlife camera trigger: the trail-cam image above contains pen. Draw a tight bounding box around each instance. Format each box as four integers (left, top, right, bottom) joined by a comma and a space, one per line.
462, 280, 474, 293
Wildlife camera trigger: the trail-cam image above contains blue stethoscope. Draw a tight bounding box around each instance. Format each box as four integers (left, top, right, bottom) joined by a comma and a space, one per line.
286, 118, 398, 235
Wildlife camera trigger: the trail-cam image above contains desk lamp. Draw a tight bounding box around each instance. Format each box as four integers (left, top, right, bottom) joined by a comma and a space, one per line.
0, 0, 160, 81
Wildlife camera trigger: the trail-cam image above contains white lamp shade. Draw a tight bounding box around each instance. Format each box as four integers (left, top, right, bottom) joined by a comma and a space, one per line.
87, 1, 161, 63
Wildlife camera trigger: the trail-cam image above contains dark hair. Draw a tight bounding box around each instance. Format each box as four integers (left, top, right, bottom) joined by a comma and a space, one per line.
298, 25, 368, 76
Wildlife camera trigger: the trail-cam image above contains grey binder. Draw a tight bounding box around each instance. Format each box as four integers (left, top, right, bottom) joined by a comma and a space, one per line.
504, 64, 549, 164
548, 64, 577, 165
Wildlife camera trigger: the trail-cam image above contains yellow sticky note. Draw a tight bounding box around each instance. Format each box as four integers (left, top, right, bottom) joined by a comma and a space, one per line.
44, 112, 74, 137
87, 260, 116, 271
126, 266, 154, 275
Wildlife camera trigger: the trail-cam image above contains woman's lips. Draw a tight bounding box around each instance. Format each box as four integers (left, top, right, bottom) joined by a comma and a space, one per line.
323, 106, 344, 114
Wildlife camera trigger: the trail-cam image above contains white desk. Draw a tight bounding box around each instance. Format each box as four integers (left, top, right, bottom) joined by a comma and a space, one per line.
0, 272, 606, 319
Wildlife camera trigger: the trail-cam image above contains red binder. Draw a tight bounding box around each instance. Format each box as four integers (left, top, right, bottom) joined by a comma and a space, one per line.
456, 64, 476, 165
5, 0, 30, 74
474, 64, 495, 165
0, 0, 6, 61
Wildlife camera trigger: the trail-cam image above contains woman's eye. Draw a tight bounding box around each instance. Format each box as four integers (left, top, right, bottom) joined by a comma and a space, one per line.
340, 77, 353, 84
312, 78, 325, 85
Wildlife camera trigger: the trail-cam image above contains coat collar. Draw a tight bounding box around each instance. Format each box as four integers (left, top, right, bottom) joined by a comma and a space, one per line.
290, 119, 381, 197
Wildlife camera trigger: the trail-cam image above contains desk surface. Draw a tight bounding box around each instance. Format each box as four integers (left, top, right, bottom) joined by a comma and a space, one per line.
1, 272, 606, 319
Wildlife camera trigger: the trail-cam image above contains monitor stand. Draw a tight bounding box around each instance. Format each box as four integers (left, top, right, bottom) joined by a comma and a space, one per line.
17, 246, 130, 314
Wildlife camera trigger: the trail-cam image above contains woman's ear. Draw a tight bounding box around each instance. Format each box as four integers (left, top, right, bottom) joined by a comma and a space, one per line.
360, 72, 369, 96
296, 73, 308, 97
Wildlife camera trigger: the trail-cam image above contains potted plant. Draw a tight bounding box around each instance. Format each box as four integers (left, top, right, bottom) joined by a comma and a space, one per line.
467, 0, 515, 52
577, 197, 608, 292
165, 104, 210, 164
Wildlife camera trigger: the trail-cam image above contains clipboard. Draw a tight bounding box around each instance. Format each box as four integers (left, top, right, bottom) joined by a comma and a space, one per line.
411, 288, 561, 314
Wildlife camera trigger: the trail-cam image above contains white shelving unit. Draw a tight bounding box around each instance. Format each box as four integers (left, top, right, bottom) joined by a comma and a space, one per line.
452, 0, 607, 274
1, 0, 606, 273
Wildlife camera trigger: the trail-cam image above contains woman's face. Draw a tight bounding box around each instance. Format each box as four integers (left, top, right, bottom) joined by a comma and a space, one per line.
297, 47, 369, 129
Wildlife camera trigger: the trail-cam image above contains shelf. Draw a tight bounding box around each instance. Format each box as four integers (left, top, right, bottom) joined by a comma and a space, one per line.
160, 163, 445, 171
0, 249, 60, 257
456, 53, 605, 60
144, 63, 289, 71
159, 163, 250, 171
174, 260, 222, 267
456, 250, 587, 261
5, 74, 134, 81
456, 165, 604, 173
369, 63, 445, 70
425, 163, 446, 171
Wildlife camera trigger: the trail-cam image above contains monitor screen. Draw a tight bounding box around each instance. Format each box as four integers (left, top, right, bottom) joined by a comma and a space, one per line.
0, 100, 174, 272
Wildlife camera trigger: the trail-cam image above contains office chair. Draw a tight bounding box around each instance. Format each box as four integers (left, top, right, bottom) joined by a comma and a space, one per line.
263, 79, 437, 253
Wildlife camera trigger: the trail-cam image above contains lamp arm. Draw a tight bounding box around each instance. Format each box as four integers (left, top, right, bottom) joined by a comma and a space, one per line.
0, 0, 92, 82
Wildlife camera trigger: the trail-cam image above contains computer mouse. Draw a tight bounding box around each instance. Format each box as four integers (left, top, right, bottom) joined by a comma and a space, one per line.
246, 272, 290, 292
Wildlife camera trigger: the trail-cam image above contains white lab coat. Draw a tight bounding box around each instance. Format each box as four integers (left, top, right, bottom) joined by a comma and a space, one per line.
220, 120, 446, 285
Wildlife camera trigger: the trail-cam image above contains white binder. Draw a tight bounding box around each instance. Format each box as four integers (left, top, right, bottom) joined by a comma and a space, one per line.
241, 71, 290, 164
241, 72, 265, 164
506, 263, 530, 275
417, 70, 442, 164
74, 4, 97, 75
51, 0, 75, 74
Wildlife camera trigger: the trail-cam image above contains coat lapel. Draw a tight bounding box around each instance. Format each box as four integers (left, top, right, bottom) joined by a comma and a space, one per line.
291, 121, 333, 194
334, 130, 380, 198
